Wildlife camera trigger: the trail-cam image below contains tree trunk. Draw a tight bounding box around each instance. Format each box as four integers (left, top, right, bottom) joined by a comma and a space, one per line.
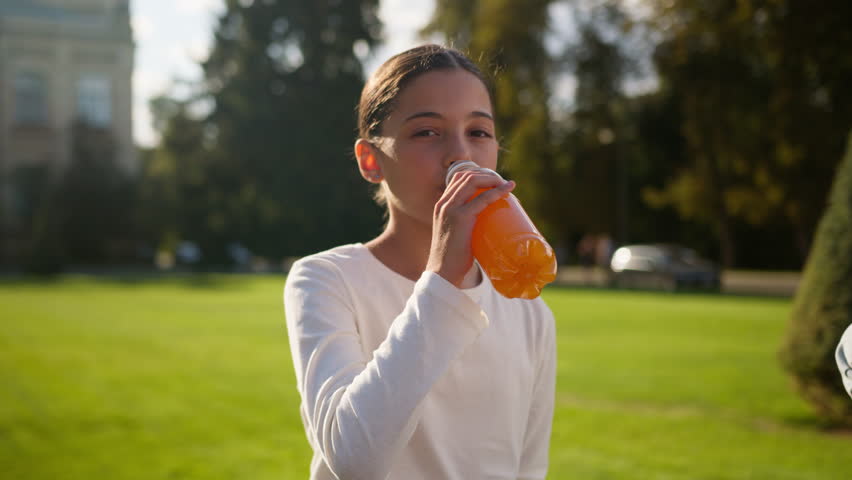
792, 219, 812, 266
717, 215, 736, 269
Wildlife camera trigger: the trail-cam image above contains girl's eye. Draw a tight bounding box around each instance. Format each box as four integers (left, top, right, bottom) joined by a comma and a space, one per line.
470, 129, 493, 138
413, 129, 438, 137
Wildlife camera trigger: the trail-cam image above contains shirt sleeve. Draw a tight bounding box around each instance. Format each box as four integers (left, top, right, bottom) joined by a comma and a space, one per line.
284, 257, 489, 480
837, 324, 852, 399
518, 303, 557, 480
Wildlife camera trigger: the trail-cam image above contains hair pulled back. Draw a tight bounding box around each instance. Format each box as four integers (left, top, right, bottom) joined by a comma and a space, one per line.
357, 44, 492, 139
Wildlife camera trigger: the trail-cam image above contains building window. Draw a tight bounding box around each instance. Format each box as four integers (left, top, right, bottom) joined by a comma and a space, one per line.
76, 74, 112, 127
14, 71, 48, 126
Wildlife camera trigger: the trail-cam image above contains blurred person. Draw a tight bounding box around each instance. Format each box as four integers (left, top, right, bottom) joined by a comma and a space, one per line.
595, 233, 614, 285
577, 232, 597, 286
284, 45, 556, 480
595, 233, 613, 269
837, 324, 852, 399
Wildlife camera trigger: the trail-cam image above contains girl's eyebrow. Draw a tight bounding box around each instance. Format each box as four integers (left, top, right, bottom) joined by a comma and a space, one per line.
403, 111, 494, 123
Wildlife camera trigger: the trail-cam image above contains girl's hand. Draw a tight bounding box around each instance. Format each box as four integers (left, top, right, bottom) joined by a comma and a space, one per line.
426, 170, 515, 287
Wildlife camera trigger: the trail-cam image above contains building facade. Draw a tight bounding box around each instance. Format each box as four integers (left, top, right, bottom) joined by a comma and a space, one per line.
0, 0, 134, 259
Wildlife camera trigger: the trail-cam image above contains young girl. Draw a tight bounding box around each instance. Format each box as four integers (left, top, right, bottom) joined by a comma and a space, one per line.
284, 44, 556, 480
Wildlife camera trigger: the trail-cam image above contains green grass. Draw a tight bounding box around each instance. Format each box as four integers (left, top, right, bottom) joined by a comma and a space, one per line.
0, 276, 848, 479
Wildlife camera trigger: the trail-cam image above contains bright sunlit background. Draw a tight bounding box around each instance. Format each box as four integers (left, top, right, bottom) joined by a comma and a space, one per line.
130, 0, 435, 148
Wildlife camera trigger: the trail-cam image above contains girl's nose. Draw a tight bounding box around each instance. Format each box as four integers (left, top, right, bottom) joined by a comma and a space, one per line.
443, 132, 471, 167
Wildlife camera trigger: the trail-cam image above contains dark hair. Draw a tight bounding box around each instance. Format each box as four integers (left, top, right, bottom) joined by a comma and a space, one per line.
357, 44, 493, 139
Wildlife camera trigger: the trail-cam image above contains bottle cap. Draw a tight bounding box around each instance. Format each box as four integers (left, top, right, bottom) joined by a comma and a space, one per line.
445, 161, 502, 186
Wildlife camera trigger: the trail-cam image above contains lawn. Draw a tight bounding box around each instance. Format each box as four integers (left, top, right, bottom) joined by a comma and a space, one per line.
0, 275, 848, 479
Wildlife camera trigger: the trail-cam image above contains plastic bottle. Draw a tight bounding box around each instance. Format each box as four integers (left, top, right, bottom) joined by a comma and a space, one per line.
445, 161, 558, 299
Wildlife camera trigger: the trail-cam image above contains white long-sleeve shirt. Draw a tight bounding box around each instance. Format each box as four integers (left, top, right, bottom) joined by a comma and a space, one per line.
283, 243, 556, 480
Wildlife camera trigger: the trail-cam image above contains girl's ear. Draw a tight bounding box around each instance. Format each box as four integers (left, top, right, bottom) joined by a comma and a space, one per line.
355, 139, 384, 183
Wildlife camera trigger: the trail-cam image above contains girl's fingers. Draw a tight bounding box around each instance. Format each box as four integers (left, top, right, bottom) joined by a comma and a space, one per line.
438, 170, 475, 208
462, 180, 515, 216
441, 171, 507, 208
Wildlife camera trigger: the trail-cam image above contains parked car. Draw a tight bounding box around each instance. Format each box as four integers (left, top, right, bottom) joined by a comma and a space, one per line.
609, 244, 720, 291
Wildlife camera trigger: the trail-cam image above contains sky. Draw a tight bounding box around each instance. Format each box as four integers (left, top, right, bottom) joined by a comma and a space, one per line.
129, 0, 435, 148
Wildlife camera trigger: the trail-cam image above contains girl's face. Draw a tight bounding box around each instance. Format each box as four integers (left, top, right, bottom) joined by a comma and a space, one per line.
361, 69, 498, 226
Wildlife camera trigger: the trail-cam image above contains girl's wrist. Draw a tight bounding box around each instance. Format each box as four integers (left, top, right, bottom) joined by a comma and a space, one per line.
427, 265, 464, 289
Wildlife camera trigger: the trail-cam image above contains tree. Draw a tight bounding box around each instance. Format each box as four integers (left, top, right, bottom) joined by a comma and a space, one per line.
554, 3, 638, 245
629, 87, 723, 257
780, 132, 852, 427
137, 96, 208, 259
151, 0, 384, 263
25, 122, 137, 271
645, 0, 852, 267
14, 163, 62, 273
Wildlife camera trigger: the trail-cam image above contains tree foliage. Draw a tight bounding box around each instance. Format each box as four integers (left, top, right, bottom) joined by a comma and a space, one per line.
644, 0, 852, 266
135, 0, 852, 270
149, 0, 384, 263
24, 123, 137, 272
554, 3, 638, 245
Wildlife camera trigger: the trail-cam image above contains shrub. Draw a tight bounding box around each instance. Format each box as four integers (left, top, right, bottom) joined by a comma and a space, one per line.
780, 131, 852, 427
